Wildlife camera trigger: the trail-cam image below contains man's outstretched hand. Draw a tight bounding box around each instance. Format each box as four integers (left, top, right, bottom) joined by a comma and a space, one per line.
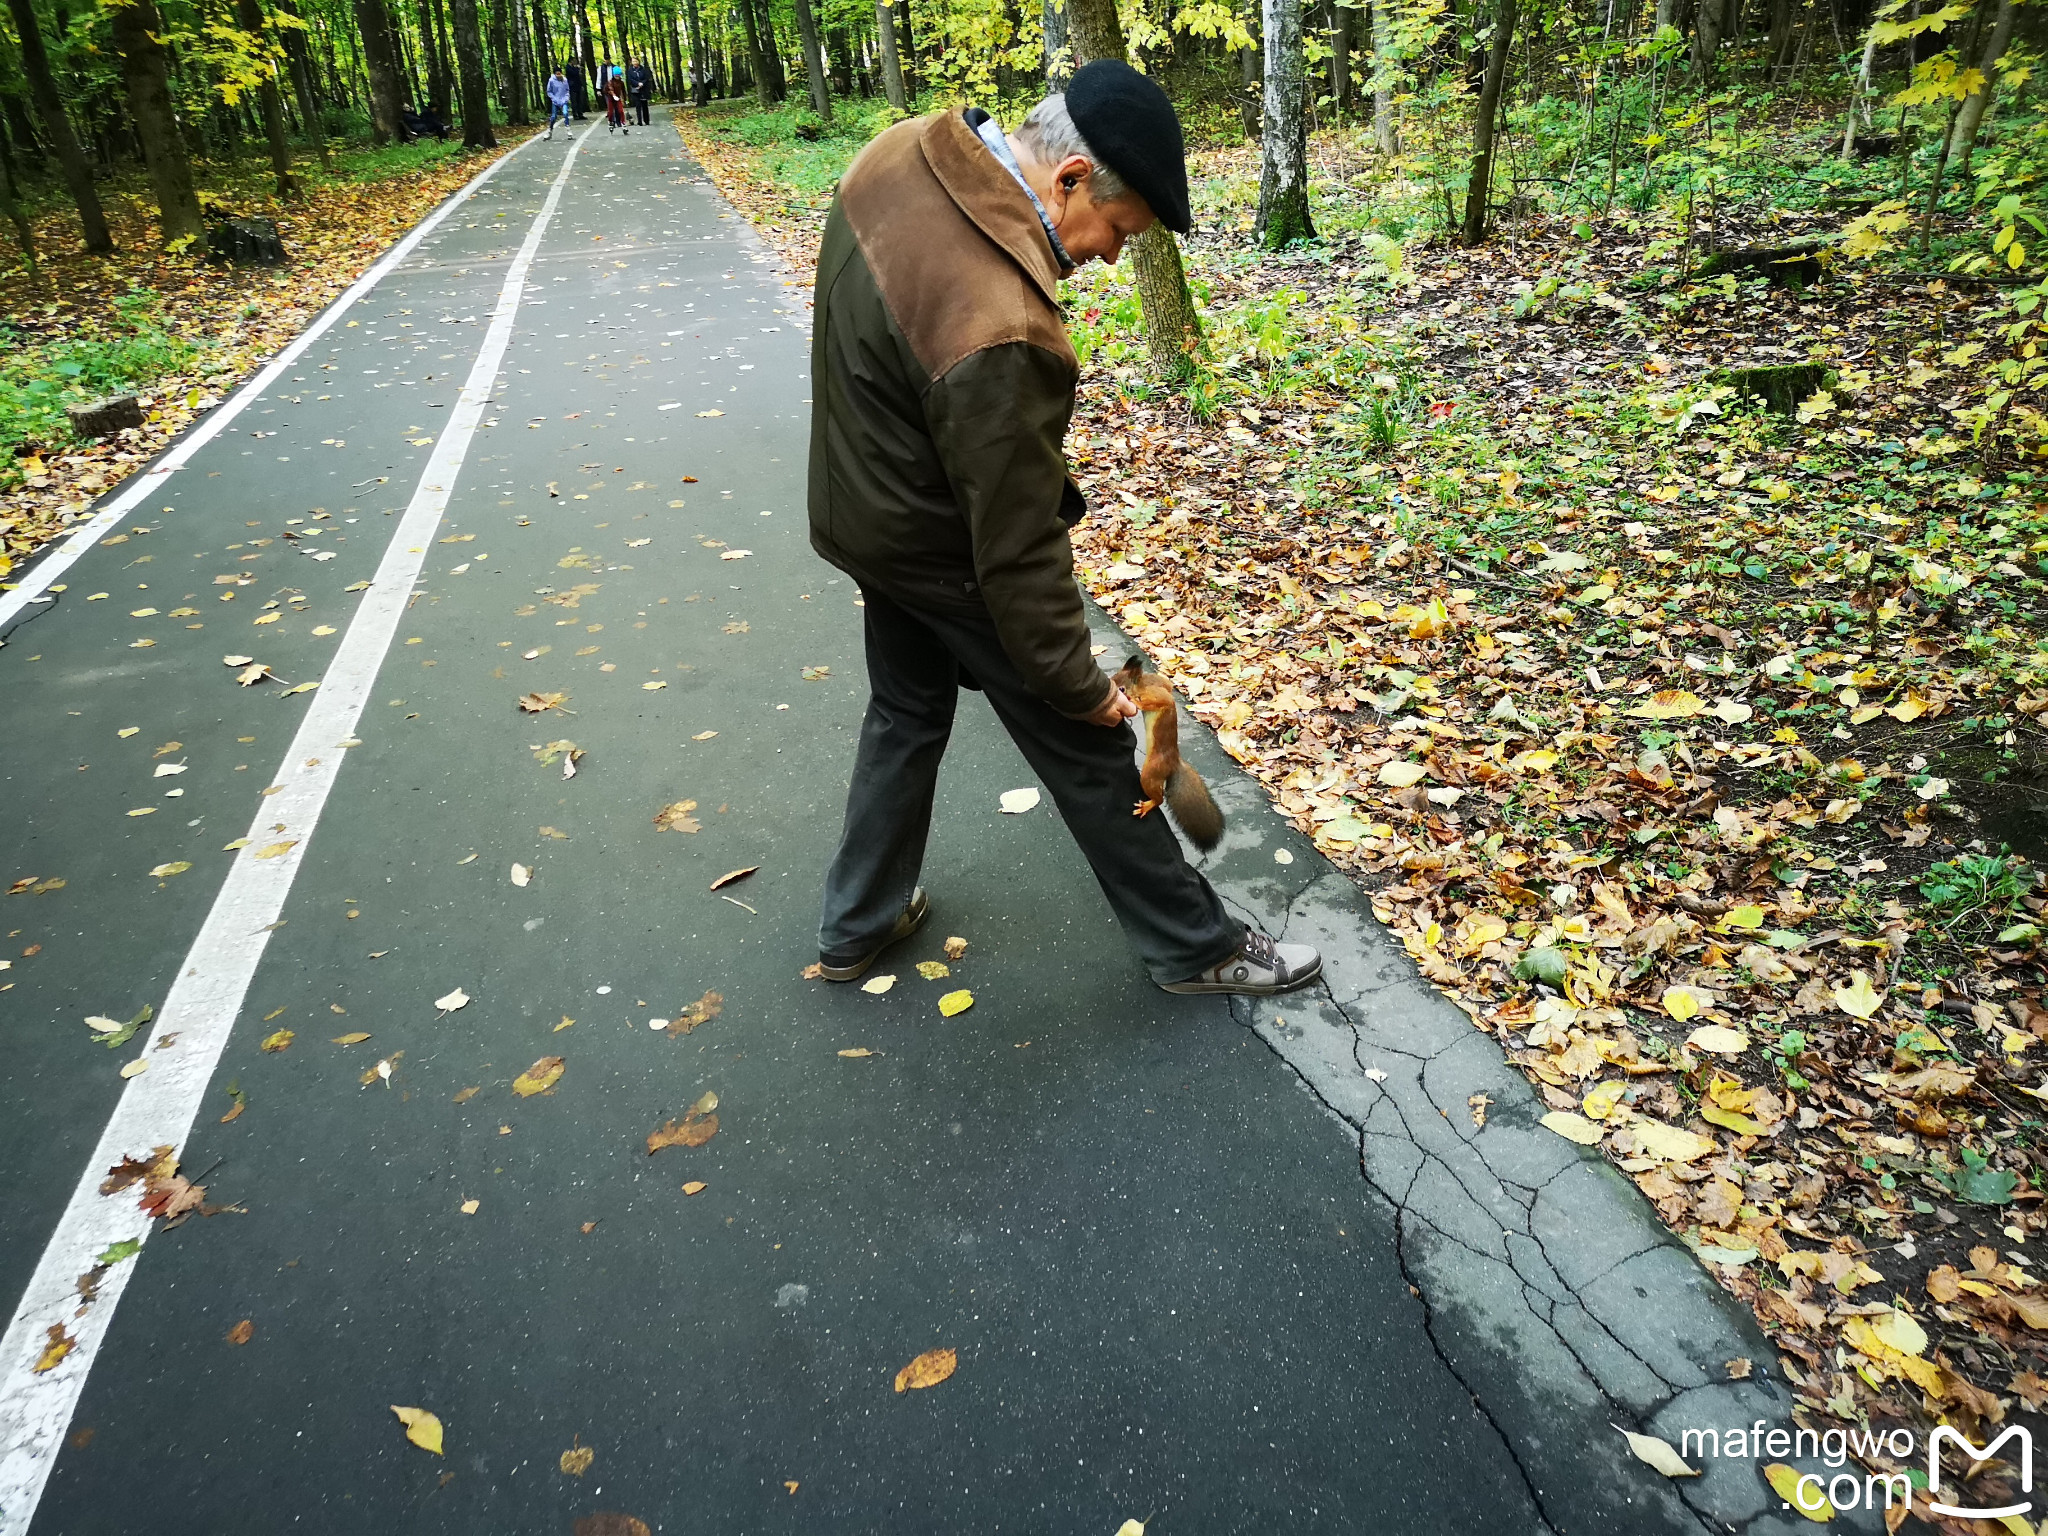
1082, 683, 1139, 728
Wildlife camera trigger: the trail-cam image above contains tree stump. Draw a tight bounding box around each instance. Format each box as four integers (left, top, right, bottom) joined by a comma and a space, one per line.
205, 216, 288, 266
65, 395, 145, 439
1688, 242, 1828, 288
1710, 363, 1834, 415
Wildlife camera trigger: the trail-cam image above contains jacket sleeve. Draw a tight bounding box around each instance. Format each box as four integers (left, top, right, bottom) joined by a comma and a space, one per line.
923, 341, 1110, 719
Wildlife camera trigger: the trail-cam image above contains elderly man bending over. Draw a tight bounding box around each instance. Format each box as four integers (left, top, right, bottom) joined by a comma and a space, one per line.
807, 59, 1322, 998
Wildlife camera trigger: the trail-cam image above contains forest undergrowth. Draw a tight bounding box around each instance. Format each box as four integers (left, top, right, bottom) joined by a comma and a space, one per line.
680, 94, 2048, 1524
0, 131, 535, 579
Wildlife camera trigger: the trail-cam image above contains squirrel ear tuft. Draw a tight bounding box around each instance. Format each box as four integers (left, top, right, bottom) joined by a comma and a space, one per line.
1122, 654, 1145, 672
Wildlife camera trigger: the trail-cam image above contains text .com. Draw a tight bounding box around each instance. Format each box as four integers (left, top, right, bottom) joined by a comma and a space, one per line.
1678, 1421, 2033, 1520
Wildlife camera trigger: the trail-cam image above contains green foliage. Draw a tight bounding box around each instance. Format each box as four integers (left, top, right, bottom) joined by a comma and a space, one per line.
0, 290, 196, 462
1919, 850, 2036, 920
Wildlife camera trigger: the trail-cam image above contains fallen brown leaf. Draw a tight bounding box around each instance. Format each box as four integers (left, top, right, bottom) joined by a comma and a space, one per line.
709, 865, 759, 890
653, 800, 701, 834
666, 991, 722, 1037
894, 1347, 956, 1393
225, 1319, 254, 1346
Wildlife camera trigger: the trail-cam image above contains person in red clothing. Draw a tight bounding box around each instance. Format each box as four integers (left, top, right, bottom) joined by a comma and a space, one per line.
603, 71, 628, 133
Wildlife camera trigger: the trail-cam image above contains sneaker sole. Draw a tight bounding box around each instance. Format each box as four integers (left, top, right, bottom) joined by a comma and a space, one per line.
1158, 959, 1323, 996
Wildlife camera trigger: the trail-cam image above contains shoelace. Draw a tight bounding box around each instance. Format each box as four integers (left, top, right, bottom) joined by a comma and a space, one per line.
1238, 927, 1277, 970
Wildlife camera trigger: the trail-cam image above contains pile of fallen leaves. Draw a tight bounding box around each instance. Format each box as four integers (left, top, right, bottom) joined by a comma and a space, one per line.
0, 134, 537, 578
681, 98, 2048, 1522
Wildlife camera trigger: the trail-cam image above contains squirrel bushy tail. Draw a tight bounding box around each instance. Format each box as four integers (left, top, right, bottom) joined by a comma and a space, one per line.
1165, 763, 1225, 851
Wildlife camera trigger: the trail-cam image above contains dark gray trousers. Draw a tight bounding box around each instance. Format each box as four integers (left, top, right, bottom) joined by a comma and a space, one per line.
819, 586, 1242, 984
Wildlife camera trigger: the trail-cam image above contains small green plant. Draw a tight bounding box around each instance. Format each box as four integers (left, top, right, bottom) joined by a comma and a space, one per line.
1919, 850, 2035, 923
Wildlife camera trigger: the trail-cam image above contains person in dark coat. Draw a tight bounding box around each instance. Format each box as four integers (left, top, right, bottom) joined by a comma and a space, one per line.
567, 60, 589, 119
806, 60, 1323, 996
626, 58, 655, 125
602, 68, 628, 132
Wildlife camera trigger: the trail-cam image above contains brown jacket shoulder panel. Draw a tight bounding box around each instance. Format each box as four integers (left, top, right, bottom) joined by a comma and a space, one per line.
838, 112, 1074, 386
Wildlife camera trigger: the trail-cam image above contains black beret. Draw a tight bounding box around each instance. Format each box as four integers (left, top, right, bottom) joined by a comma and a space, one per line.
1065, 59, 1191, 235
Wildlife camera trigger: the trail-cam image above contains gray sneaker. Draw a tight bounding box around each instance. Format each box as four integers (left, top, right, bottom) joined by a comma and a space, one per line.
1160, 925, 1322, 995
818, 888, 931, 982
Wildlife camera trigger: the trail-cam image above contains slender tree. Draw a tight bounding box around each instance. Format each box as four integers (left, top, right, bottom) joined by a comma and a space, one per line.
1459, 0, 1515, 245
5, 0, 112, 251
110, 0, 206, 245
1943, 0, 2017, 176
236, 0, 299, 196
353, 0, 406, 141
873, 0, 906, 107
278, 0, 333, 166
450, 0, 497, 144
1067, 0, 1203, 380
737, 0, 775, 105
0, 135, 34, 270
1256, 0, 1314, 245
792, 0, 831, 118
1043, 0, 1070, 87
1329, 0, 1353, 113
684, 0, 710, 103
1369, 0, 1397, 151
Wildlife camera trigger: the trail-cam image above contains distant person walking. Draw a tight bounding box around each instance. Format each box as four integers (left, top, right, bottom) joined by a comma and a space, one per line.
626, 57, 655, 126
567, 59, 589, 119
546, 68, 572, 138
603, 69, 628, 133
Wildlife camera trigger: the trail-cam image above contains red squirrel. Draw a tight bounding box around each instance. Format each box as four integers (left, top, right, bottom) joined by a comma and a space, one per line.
1112, 654, 1225, 851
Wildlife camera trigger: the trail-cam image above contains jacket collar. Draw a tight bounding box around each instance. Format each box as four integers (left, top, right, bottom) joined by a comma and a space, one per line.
919, 110, 1063, 307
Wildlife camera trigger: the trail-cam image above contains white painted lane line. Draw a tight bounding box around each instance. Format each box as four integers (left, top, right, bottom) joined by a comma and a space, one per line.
0, 122, 595, 1534
0, 132, 544, 637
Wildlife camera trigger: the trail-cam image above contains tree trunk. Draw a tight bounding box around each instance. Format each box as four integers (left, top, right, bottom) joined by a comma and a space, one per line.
792, 0, 831, 118
450, 0, 497, 144
1238, 34, 1261, 137
685, 0, 710, 102
5, 0, 112, 250
1840, 21, 1877, 156
416, 0, 451, 113
110, 0, 205, 245
531, 0, 554, 83
1044, 0, 1071, 86
1944, 0, 2016, 176
874, 0, 906, 106
236, 0, 299, 197
1369, 0, 1397, 151
1330, 0, 1354, 113
353, 0, 406, 142
1459, 0, 1514, 245
1066, 0, 1202, 377
0, 130, 35, 271
738, 0, 776, 105
278, 0, 332, 167
1256, 0, 1314, 245
758, 0, 788, 98
1691, 0, 1723, 74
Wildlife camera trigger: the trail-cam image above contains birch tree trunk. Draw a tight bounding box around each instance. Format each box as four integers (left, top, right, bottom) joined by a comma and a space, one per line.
1944, 0, 2016, 176
110, 0, 205, 244
1043, 0, 1071, 87
1256, 0, 1315, 245
1370, 0, 1397, 151
1066, 0, 1203, 380
4, 0, 111, 250
1459, 0, 1514, 244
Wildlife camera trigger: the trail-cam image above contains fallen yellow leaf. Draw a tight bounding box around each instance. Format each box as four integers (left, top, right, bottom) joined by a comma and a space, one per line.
512, 1056, 565, 1097
938, 990, 974, 1017
1833, 971, 1885, 1020
1764, 1463, 1832, 1521
391, 1405, 444, 1455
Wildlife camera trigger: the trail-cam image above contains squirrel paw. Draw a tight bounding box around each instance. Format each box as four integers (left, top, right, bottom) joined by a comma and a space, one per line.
1132, 798, 1159, 819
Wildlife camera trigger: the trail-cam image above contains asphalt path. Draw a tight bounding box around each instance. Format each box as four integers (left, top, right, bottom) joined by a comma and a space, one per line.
0, 119, 1563, 1534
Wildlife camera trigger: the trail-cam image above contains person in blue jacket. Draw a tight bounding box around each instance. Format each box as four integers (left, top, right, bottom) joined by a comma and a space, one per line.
545, 68, 572, 138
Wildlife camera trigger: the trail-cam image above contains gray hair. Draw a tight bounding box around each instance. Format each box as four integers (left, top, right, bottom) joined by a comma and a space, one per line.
1014, 94, 1130, 204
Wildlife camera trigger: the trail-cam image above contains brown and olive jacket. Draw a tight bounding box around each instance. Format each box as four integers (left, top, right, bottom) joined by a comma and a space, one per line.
807, 109, 1109, 718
